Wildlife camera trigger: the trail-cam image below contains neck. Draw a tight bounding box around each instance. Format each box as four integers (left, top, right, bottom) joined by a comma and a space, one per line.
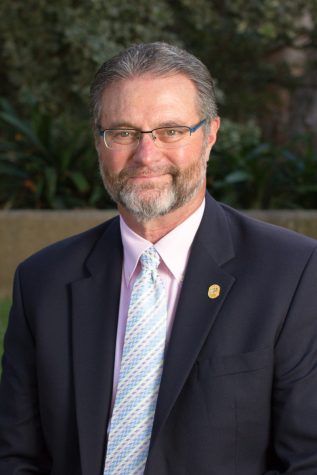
118, 188, 205, 243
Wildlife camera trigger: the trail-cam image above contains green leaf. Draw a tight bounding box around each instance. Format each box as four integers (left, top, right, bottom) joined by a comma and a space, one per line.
0, 112, 47, 155
44, 166, 57, 204
224, 171, 253, 184
0, 163, 27, 178
68, 171, 90, 193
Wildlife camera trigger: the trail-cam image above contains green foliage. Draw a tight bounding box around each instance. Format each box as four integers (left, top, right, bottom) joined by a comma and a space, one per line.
177, 0, 317, 122
210, 120, 317, 209
0, 98, 111, 209
0, 0, 177, 118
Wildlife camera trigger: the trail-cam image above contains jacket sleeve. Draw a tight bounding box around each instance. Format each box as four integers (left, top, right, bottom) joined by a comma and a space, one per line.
265, 247, 317, 473
0, 266, 51, 474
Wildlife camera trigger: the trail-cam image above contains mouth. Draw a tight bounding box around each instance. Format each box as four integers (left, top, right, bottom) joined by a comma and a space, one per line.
121, 167, 176, 184
128, 173, 168, 181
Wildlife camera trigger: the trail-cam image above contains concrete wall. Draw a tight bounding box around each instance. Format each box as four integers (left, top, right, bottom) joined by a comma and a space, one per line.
1, 209, 317, 298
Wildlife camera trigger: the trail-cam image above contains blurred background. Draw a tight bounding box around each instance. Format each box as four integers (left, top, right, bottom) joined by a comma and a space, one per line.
1, 0, 317, 211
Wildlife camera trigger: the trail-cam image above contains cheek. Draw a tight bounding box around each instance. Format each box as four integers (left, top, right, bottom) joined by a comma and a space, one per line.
168, 142, 203, 168
98, 148, 130, 174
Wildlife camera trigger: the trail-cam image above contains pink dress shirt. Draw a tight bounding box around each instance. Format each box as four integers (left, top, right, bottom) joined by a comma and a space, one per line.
110, 199, 205, 410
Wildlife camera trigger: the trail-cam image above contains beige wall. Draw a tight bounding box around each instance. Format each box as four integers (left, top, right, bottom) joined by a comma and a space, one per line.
1, 209, 317, 298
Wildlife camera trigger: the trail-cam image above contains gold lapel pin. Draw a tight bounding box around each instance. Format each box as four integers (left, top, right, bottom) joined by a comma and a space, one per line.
208, 284, 221, 299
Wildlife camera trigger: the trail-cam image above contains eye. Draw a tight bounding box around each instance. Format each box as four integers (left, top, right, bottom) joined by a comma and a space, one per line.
156, 127, 188, 142
166, 129, 177, 136
113, 130, 133, 138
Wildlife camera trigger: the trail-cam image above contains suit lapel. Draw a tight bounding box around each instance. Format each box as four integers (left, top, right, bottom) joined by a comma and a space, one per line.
150, 194, 236, 448
71, 218, 122, 475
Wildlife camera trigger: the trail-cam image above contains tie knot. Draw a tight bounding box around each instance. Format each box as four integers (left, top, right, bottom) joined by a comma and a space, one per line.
140, 246, 160, 272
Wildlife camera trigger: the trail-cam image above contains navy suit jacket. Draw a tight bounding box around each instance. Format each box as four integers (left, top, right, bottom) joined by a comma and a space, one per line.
1, 193, 317, 474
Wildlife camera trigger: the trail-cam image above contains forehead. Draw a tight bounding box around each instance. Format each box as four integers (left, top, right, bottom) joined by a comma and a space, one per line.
100, 73, 200, 126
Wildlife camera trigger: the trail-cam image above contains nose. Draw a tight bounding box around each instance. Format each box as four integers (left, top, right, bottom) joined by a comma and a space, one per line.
132, 132, 161, 165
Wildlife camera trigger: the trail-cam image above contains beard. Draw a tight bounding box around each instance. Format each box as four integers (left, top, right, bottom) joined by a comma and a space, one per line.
99, 145, 208, 223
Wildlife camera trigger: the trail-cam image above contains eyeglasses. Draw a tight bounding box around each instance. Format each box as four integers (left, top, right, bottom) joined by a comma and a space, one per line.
98, 119, 206, 150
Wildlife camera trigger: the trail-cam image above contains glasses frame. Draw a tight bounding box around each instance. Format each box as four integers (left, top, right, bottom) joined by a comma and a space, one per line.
98, 118, 206, 150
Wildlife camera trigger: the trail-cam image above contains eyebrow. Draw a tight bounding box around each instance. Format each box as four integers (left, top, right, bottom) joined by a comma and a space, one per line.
105, 122, 138, 129
156, 121, 186, 128
102, 120, 187, 130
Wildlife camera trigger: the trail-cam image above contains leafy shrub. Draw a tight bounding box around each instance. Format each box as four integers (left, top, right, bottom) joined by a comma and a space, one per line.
210, 119, 317, 209
0, 0, 177, 119
0, 98, 111, 209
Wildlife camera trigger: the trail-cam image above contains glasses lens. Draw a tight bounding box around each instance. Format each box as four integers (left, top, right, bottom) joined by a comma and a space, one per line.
104, 130, 139, 149
154, 127, 190, 148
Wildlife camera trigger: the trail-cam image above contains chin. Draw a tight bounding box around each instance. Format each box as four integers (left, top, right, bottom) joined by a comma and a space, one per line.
119, 187, 177, 222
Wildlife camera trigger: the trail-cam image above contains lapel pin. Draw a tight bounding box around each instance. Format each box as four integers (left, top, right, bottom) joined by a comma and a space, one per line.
208, 284, 221, 299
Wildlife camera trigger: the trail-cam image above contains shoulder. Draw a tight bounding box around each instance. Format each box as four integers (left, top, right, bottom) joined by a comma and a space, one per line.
216, 203, 317, 282
202, 193, 317, 268
221, 203, 317, 253
17, 215, 120, 279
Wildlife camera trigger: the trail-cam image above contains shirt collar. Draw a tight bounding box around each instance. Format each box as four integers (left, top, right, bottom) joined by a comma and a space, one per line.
120, 199, 205, 285
120, 218, 152, 286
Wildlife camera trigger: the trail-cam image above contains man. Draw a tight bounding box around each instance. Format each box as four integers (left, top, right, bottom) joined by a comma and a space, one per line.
1, 42, 317, 475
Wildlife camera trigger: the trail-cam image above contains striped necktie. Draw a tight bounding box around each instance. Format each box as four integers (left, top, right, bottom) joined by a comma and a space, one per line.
104, 246, 167, 475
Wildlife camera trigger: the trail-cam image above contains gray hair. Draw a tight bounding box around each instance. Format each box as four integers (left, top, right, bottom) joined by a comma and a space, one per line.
90, 42, 217, 131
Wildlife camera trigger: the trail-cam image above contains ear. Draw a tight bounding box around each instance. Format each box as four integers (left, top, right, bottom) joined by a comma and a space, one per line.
207, 117, 221, 149
95, 137, 101, 153
95, 130, 103, 154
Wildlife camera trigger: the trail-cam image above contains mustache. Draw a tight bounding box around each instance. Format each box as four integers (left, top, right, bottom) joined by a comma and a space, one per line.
117, 165, 179, 181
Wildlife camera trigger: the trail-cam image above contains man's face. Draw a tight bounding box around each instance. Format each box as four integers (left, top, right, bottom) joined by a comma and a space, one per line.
96, 73, 219, 222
